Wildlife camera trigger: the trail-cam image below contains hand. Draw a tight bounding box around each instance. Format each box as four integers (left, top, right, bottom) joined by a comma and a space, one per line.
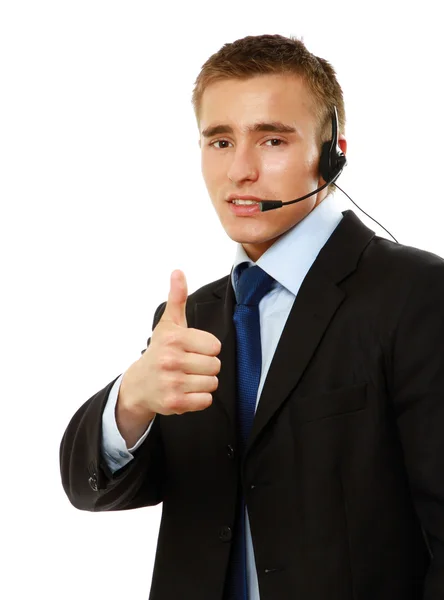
118, 270, 222, 428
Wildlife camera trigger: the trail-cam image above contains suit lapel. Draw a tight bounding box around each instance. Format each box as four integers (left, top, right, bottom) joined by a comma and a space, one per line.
193, 210, 376, 454
193, 272, 238, 428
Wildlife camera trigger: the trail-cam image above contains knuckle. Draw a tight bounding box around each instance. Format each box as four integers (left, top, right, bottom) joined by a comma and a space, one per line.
170, 374, 184, 390
166, 394, 183, 413
212, 376, 219, 391
214, 357, 221, 373
163, 330, 180, 346
158, 352, 178, 370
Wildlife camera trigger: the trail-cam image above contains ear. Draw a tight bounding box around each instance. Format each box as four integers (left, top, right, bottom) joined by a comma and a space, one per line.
338, 134, 347, 155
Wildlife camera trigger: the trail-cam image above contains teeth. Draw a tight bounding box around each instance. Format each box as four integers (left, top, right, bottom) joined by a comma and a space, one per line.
232, 199, 258, 205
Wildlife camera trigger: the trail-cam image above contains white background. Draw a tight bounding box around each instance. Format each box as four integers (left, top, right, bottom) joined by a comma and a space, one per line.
1, 1, 443, 598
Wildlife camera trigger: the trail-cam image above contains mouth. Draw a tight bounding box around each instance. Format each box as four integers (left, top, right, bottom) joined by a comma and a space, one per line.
227, 195, 262, 206
227, 196, 262, 216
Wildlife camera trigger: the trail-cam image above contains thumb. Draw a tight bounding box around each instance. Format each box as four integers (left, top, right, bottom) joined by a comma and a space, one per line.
161, 269, 188, 328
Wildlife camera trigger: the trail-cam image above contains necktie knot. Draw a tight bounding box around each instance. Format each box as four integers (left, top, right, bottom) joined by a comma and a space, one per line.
234, 262, 276, 306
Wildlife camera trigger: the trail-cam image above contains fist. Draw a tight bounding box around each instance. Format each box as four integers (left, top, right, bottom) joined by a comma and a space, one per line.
119, 270, 222, 421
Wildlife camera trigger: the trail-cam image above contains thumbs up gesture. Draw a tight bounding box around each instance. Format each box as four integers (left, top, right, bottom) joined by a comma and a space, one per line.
117, 270, 222, 441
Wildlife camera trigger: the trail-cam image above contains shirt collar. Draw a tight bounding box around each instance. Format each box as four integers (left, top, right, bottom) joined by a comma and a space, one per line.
231, 193, 344, 296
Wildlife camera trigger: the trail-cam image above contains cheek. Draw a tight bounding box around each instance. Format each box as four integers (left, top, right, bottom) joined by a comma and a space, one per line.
261, 153, 310, 181
262, 147, 320, 181
200, 161, 213, 192
201, 154, 221, 184
201, 158, 226, 204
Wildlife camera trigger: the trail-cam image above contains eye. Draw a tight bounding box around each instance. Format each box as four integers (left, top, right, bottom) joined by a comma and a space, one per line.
210, 140, 232, 149
264, 138, 285, 147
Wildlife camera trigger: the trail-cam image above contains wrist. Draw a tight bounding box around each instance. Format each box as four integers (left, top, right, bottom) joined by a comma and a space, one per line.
116, 379, 156, 445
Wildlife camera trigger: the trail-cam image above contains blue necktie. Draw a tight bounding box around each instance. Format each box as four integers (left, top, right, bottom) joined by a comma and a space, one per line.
223, 262, 276, 600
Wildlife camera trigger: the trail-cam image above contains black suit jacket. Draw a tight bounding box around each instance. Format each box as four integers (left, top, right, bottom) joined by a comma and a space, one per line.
60, 210, 444, 599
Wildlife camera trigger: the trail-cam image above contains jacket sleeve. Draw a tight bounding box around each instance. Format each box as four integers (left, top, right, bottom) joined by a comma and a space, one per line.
391, 259, 444, 598
59, 300, 167, 512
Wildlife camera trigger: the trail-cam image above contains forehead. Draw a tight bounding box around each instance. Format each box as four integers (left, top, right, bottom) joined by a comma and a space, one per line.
199, 73, 316, 131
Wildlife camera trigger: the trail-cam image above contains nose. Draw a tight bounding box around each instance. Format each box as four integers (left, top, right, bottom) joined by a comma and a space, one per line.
227, 145, 259, 184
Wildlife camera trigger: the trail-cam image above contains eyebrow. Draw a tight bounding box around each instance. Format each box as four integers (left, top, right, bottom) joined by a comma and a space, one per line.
201, 121, 297, 138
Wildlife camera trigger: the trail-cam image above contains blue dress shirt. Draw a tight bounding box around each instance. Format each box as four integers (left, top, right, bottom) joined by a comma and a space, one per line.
101, 193, 344, 599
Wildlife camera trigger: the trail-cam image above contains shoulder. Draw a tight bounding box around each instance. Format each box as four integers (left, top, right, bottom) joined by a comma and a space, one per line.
362, 235, 444, 281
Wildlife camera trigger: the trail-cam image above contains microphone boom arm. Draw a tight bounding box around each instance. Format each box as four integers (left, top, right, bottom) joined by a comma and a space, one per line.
259, 177, 337, 212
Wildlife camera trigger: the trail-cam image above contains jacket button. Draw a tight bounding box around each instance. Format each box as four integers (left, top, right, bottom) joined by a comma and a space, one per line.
219, 526, 232, 542
227, 445, 235, 459
88, 476, 98, 492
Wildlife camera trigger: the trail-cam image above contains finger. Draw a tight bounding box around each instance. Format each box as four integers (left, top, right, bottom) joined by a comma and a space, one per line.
181, 353, 221, 376
178, 392, 214, 413
181, 374, 219, 394
182, 328, 222, 356
160, 270, 188, 328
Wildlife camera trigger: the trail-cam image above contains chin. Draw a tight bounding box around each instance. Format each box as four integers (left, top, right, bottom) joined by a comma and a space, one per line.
224, 226, 278, 246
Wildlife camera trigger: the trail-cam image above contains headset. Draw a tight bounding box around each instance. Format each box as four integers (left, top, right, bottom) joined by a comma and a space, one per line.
258, 106, 398, 244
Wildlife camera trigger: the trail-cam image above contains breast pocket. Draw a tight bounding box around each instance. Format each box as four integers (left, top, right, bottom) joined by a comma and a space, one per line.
292, 382, 368, 425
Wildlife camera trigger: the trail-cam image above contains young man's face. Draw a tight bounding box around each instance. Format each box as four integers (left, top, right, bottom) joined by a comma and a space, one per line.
199, 73, 346, 262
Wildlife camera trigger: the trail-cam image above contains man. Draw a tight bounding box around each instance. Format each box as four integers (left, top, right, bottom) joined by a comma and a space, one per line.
60, 34, 444, 599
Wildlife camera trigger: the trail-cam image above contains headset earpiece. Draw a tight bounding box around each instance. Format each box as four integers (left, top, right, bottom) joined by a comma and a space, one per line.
319, 106, 347, 183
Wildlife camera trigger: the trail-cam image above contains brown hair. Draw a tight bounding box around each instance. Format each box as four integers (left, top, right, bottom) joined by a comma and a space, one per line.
192, 34, 346, 194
